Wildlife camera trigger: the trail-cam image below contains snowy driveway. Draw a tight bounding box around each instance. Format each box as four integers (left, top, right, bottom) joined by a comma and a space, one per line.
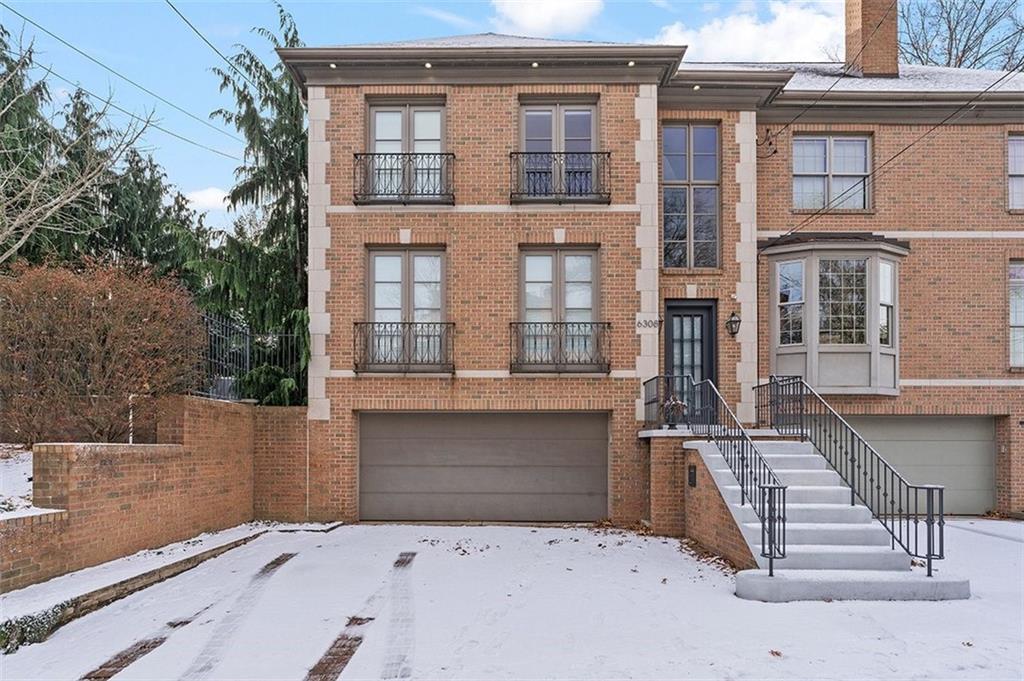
4, 520, 1023, 680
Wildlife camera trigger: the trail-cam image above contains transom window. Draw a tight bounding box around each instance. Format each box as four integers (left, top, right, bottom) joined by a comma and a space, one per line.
818, 258, 867, 345
1010, 135, 1024, 210
777, 260, 805, 346
662, 124, 720, 268
793, 136, 871, 210
1011, 260, 1024, 367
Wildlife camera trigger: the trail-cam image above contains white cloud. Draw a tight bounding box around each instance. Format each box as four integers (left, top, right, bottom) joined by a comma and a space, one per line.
652, 0, 844, 62
490, 0, 604, 36
413, 7, 482, 31
650, 0, 674, 11
186, 187, 229, 212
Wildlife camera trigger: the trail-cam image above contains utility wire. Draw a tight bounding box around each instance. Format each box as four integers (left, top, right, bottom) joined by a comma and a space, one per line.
164, 0, 260, 91
758, 0, 899, 151
784, 58, 1024, 237
0, 1, 242, 143
3, 46, 242, 162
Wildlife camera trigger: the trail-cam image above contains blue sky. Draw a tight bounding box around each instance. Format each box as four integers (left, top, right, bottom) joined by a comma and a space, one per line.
1, 0, 847, 229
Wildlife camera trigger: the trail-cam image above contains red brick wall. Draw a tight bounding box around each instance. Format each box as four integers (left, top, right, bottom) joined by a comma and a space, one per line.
649, 437, 686, 536
681, 447, 757, 569
0, 396, 306, 593
253, 406, 308, 522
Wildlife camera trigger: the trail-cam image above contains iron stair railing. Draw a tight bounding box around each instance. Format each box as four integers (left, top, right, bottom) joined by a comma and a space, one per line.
643, 374, 787, 575
754, 375, 945, 576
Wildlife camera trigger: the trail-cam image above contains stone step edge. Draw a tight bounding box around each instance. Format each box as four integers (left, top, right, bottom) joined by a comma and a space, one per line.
0, 523, 344, 653
735, 569, 971, 602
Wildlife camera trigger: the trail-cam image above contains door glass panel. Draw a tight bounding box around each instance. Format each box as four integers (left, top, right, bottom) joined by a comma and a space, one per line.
523, 254, 554, 362
524, 110, 554, 195
412, 110, 442, 195
372, 254, 403, 361
563, 109, 593, 195
373, 111, 403, 195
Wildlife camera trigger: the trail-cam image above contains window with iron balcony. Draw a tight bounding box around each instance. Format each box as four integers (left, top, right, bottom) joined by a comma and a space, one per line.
354, 103, 455, 205
510, 103, 610, 204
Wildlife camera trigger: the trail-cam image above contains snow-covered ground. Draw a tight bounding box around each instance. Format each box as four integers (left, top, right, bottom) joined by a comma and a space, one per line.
2, 520, 1022, 680
0, 446, 33, 515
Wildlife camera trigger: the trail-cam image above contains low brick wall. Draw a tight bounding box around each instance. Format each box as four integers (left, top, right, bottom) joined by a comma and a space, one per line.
1, 396, 308, 593
647, 437, 757, 570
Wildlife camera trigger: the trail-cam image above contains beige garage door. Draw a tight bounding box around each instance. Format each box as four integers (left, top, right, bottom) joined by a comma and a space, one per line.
844, 416, 996, 515
359, 412, 608, 521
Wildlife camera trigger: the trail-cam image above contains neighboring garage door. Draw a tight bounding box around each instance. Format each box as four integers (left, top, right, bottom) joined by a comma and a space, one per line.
359, 412, 608, 521
844, 416, 996, 515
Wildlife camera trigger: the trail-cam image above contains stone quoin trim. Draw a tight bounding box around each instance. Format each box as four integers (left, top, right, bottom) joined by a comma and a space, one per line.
307, 85, 332, 421
734, 111, 758, 422
634, 83, 660, 420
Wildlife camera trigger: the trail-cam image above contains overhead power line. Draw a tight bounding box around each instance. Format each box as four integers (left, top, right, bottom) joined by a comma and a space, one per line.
2, 46, 242, 162
784, 59, 1024, 237
163, 0, 260, 91
0, 0, 242, 143
758, 0, 899, 152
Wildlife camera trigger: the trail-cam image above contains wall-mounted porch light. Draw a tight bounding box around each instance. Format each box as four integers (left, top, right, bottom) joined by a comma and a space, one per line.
725, 311, 742, 337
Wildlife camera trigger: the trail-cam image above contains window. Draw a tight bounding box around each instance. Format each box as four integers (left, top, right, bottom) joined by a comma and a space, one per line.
369, 105, 444, 196
1010, 136, 1024, 210
518, 249, 599, 365
662, 124, 720, 268
818, 258, 867, 345
793, 136, 871, 210
368, 250, 445, 364
879, 260, 894, 346
777, 260, 805, 345
1012, 260, 1024, 367
518, 104, 598, 198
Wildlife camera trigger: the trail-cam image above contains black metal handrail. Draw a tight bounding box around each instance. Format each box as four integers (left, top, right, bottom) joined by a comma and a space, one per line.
509, 322, 610, 373
354, 322, 455, 373
642, 374, 787, 573
754, 375, 945, 575
353, 153, 455, 204
509, 152, 611, 203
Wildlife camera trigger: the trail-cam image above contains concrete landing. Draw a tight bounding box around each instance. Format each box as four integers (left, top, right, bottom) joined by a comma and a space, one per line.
735, 569, 971, 602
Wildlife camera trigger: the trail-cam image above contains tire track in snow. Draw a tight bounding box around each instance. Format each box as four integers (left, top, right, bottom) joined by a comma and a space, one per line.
380, 552, 417, 679
177, 552, 298, 681
79, 606, 212, 680
305, 552, 417, 681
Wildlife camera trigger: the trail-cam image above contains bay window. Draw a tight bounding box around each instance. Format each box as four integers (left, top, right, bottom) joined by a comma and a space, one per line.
765, 237, 908, 395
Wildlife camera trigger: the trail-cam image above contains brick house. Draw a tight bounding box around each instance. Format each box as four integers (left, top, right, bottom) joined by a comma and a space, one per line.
277, 0, 1024, 528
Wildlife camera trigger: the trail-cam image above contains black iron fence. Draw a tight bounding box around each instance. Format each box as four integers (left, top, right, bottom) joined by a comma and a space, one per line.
353, 153, 455, 204
642, 374, 787, 573
754, 374, 945, 575
509, 152, 611, 203
353, 321, 455, 373
509, 322, 611, 373
194, 313, 307, 405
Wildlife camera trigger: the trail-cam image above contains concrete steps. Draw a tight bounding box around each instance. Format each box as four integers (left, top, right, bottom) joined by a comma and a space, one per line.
688, 436, 969, 601
736, 569, 970, 602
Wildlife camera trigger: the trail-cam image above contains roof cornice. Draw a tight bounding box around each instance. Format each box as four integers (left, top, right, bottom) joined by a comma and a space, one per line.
277, 44, 686, 93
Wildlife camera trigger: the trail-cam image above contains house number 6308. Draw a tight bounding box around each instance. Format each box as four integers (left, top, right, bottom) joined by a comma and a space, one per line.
635, 319, 661, 330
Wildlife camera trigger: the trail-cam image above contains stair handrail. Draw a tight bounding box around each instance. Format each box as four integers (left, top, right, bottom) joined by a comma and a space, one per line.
754, 375, 944, 576
643, 374, 787, 574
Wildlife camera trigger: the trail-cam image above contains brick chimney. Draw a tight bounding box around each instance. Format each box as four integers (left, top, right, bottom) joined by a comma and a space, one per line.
845, 0, 899, 77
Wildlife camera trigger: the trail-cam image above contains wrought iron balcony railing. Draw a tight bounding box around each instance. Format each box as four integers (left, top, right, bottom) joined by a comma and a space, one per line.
509, 152, 611, 203
509, 322, 611, 373
354, 322, 455, 373
353, 153, 455, 204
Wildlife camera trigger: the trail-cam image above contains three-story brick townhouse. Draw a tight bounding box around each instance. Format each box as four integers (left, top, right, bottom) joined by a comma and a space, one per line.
278, 0, 1024, 534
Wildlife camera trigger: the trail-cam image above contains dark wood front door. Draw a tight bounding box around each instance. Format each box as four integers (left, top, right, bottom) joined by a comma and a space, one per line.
665, 301, 716, 383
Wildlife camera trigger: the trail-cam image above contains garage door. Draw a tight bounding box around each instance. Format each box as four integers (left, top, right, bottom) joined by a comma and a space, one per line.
844, 416, 996, 515
359, 412, 608, 521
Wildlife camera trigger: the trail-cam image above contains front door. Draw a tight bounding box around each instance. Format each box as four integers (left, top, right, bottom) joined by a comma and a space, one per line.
665, 301, 716, 384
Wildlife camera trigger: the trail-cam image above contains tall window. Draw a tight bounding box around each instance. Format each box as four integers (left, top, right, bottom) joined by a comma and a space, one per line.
819, 258, 867, 344
1010, 135, 1024, 210
368, 250, 444, 362
369, 105, 444, 195
879, 260, 895, 346
520, 249, 598, 363
662, 124, 720, 268
777, 260, 804, 345
1012, 260, 1024, 367
520, 104, 595, 196
793, 135, 871, 210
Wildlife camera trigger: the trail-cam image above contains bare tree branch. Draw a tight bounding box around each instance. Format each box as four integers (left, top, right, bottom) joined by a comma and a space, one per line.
899, 0, 1024, 70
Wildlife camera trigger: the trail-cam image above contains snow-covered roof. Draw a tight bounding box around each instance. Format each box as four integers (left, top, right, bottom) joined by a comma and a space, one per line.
333, 32, 637, 50
678, 62, 1024, 93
